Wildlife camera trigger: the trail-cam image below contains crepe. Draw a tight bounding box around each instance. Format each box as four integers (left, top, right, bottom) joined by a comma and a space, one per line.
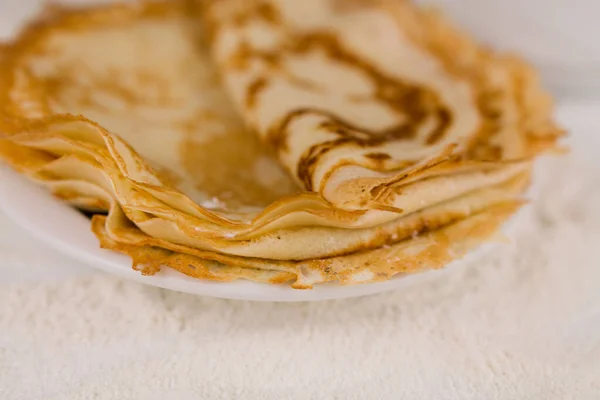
0, 1, 560, 287
201, 0, 562, 211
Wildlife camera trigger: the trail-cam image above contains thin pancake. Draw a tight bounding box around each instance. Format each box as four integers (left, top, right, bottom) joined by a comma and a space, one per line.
201, 0, 562, 211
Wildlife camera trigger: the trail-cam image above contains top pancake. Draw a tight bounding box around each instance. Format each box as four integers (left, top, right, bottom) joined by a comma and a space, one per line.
202, 0, 561, 211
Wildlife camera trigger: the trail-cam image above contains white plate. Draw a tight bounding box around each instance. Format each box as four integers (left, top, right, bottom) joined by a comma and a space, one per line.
0, 165, 516, 302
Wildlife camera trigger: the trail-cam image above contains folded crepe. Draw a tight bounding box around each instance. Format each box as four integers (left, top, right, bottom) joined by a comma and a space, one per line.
200, 0, 560, 211
0, 1, 561, 287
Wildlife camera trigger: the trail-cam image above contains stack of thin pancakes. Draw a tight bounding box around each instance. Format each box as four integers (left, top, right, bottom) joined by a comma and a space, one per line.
0, 0, 563, 288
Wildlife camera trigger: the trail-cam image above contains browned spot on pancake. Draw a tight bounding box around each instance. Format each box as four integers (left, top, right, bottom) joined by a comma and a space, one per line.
255, 1, 281, 24
297, 135, 355, 190
266, 108, 314, 151
227, 41, 282, 71
465, 89, 506, 160
479, 144, 503, 160
245, 76, 268, 110
426, 108, 452, 145
230, 1, 281, 27
364, 152, 391, 161
204, 0, 283, 43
